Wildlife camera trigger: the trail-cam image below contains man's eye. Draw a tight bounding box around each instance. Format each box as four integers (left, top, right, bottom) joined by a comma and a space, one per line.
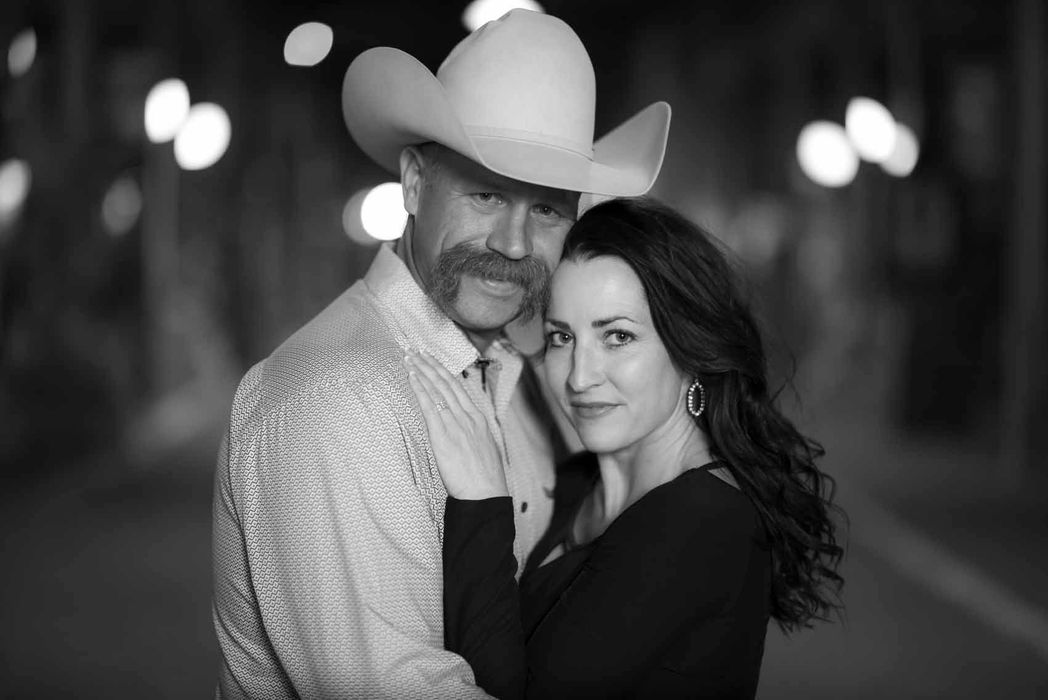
534, 204, 557, 217
474, 192, 502, 205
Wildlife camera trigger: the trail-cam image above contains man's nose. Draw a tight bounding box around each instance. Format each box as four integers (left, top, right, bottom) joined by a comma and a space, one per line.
485, 206, 532, 260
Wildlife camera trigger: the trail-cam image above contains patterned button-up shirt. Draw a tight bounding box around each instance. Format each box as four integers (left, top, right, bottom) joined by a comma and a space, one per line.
212, 245, 564, 698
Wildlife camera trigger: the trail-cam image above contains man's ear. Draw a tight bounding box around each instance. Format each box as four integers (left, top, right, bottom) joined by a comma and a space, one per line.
399, 146, 425, 216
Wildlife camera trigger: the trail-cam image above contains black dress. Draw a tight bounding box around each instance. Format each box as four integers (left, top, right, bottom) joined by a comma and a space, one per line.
443, 452, 771, 700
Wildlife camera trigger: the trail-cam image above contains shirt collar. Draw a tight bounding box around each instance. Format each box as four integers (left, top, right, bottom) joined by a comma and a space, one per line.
363, 244, 489, 375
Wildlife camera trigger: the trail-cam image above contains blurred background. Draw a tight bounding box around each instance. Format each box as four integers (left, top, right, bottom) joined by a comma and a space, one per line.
1, 0, 1046, 697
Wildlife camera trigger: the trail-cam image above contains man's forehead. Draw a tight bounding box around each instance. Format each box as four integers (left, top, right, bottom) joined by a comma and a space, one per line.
433, 145, 579, 203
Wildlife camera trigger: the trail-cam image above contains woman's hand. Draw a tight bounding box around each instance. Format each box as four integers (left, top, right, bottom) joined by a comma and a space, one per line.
404, 350, 509, 500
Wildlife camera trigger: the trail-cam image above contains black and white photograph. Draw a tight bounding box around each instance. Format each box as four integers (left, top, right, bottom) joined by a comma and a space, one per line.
1, 0, 1046, 697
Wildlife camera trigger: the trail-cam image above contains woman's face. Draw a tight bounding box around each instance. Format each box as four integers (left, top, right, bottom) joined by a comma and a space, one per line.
543, 255, 692, 455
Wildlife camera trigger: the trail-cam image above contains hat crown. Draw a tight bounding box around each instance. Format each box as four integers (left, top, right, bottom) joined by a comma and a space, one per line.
436, 10, 596, 157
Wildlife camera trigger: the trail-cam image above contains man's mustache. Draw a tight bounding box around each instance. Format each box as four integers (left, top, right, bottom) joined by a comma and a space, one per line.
426, 243, 551, 321
439, 245, 548, 285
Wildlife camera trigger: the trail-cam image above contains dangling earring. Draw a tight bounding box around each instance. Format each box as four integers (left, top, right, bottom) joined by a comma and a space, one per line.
687, 379, 706, 418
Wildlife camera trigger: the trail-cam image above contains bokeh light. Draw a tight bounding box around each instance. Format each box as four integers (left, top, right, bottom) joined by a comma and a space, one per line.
7, 28, 36, 78
342, 190, 375, 246
880, 122, 920, 178
144, 79, 190, 144
101, 174, 143, 237
283, 22, 333, 66
173, 103, 232, 171
360, 183, 407, 241
462, 0, 544, 32
845, 97, 897, 163
796, 121, 859, 188
0, 158, 32, 221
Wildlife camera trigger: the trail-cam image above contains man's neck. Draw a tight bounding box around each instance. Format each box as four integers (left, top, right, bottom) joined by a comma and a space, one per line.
465, 330, 498, 355
396, 225, 499, 356
395, 223, 417, 279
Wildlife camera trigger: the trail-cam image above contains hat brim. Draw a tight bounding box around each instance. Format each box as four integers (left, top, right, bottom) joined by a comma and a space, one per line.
343, 47, 670, 197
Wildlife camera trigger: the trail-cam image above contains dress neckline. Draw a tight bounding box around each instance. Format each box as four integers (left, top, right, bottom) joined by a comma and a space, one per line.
565, 459, 726, 551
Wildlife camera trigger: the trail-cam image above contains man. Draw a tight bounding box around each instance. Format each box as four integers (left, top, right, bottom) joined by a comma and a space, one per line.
212, 9, 669, 698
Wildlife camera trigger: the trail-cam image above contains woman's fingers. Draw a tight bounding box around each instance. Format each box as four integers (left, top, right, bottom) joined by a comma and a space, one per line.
405, 352, 466, 425
406, 363, 445, 426
408, 351, 468, 417
402, 349, 509, 499
412, 351, 480, 419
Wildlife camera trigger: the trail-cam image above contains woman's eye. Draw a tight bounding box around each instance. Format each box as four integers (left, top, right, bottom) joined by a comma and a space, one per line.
605, 330, 634, 347
546, 331, 572, 348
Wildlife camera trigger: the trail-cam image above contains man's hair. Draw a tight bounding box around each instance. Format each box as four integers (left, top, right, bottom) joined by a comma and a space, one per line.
415, 142, 445, 179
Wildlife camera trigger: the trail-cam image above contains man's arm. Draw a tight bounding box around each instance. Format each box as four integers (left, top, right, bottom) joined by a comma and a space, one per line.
213, 429, 296, 699
213, 374, 491, 698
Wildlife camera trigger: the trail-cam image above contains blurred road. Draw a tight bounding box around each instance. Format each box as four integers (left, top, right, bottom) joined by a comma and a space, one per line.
2, 387, 1047, 698
758, 416, 1048, 699
1, 433, 219, 698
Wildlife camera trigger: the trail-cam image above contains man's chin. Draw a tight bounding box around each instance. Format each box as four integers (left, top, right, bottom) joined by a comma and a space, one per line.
447, 293, 524, 336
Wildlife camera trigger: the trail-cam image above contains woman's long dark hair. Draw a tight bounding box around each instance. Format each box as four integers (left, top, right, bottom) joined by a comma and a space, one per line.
562, 197, 844, 631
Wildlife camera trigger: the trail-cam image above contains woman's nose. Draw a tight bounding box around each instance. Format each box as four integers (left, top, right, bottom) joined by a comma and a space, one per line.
567, 345, 602, 393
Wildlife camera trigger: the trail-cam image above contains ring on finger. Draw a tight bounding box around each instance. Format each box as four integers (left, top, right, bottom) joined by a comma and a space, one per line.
435, 399, 449, 412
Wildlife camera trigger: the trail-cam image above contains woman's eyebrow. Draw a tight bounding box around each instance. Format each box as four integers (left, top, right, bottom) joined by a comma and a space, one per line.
545, 318, 570, 330
592, 315, 636, 328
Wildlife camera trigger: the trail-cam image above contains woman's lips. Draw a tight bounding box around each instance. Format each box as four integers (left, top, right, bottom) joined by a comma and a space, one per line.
570, 402, 619, 419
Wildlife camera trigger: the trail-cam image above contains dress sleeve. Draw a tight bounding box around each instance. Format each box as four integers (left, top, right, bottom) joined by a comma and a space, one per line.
443, 496, 526, 700
443, 470, 758, 699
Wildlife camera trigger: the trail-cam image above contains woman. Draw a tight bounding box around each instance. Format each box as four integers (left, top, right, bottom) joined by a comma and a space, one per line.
404, 197, 844, 699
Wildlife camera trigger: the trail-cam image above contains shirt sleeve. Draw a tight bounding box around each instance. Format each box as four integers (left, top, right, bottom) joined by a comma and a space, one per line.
443, 472, 758, 699
213, 374, 492, 699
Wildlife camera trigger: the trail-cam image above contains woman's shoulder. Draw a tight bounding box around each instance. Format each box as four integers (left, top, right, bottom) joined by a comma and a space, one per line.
583, 462, 768, 585
622, 462, 763, 541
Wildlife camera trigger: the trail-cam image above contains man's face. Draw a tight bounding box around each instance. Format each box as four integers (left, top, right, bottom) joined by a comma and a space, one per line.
401, 145, 580, 337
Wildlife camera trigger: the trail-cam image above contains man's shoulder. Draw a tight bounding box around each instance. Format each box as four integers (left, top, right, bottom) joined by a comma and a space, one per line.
230, 280, 406, 430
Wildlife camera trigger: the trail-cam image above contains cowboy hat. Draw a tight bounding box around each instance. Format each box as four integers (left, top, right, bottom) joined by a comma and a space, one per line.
342, 9, 670, 196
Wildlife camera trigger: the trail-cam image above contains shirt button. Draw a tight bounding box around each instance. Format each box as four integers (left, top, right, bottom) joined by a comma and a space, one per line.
521, 501, 529, 513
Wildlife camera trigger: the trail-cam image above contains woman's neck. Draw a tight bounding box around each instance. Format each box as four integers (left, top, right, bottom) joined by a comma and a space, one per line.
587, 409, 712, 536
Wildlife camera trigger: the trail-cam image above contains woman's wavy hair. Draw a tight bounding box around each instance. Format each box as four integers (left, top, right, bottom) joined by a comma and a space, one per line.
561, 197, 844, 631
